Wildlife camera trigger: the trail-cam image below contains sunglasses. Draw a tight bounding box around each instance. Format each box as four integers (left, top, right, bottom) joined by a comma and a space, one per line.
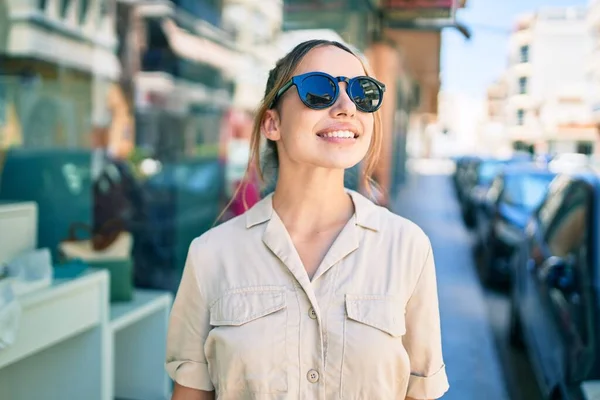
269, 72, 386, 113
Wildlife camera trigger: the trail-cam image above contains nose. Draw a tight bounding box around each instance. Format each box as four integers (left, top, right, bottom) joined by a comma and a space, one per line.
330, 82, 356, 118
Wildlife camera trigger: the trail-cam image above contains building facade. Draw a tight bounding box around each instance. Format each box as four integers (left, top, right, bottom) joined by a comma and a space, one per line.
504, 7, 596, 155
0, 0, 122, 150
586, 0, 600, 148
477, 76, 513, 156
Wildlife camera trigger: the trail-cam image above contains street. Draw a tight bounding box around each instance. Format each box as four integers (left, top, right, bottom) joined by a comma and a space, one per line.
393, 163, 541, 400
2, 0, 597, 398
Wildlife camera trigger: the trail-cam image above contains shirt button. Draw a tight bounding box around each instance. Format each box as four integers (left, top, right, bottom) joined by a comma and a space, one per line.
308, 307, 317, 319
307, 369, 320, 383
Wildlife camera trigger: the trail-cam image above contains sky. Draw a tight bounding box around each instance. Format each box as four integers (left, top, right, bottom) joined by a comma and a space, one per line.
441, 0, 589, 100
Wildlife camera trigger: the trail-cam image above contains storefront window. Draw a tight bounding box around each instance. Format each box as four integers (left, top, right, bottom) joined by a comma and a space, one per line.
0, 1, 238, 295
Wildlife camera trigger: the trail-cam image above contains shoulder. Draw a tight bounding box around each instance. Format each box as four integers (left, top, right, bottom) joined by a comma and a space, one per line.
189, 214, 248, 256
184, 215, 249, 295
373, 206, 433, 266
187, 194, 272, 263
350, 189, 431, 254
380, 207, 430, 245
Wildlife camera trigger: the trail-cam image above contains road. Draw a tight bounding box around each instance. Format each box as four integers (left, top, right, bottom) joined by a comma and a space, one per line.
393, 163, 542, 400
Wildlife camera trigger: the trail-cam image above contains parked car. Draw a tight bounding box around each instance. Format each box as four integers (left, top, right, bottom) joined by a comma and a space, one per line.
452, 155, 480, 202
509, 170, 600, 400
463, 157, 519, 229
474, 163, 555, 287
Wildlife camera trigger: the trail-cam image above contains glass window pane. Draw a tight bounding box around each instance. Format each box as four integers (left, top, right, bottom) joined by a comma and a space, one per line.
502, 173, 554, 210
0, 2, 238, 294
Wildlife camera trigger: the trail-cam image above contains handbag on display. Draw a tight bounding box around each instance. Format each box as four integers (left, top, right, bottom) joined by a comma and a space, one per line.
59, 220, 133, 302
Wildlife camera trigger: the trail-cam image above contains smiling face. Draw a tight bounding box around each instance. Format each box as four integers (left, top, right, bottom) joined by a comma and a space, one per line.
262, 45, 375, 172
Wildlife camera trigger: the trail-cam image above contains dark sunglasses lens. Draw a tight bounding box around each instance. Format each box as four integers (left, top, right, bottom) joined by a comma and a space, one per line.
350, 78, 382, 112
301, 75, 336, 108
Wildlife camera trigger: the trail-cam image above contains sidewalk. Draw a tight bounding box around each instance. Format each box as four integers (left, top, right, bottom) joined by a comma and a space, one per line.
392, 169, 509, 400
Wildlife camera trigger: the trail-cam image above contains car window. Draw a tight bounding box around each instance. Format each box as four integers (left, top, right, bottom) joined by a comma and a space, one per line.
537, 175, 571, 232
545, 183, 589, 257
478, 161, 505, 186
543, 180, 593, 347
502, 173, 554, 210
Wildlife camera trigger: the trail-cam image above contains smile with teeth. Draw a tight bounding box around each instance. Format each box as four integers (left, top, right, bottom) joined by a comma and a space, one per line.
317, 130, 358, 139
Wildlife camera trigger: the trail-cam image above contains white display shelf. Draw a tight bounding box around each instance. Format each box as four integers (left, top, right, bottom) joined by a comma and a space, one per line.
111, 290, 173, 400
582, 381, 600, 400
0, 269, 173, 400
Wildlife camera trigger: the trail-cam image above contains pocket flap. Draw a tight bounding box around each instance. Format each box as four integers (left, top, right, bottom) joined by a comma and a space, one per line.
210, 288, 287, 326
345, 294, 405, 337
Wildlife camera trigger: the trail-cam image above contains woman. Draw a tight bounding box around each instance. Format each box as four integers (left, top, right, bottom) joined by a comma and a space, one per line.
166, 40, 449, 400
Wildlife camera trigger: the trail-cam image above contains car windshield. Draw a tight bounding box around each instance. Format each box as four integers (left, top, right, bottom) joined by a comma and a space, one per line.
478, 161, 505, 186
502, 173, 555, 210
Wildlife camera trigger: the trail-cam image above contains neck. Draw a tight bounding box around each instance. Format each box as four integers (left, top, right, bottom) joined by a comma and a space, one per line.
272, 167, 354, 236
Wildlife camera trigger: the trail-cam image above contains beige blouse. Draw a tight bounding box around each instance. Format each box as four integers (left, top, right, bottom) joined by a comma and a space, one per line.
166, 190, 449, 399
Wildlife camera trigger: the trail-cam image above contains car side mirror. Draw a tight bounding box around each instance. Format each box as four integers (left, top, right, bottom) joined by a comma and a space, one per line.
539, 255, 575, 292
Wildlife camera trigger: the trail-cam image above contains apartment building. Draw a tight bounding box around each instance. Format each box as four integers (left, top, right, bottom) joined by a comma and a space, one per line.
505, 7, 595, 154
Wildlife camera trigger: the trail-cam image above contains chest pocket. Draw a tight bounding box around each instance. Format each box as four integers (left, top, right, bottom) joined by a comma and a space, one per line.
342, 294, 409, 398
345, 294, 405, 337
206, 287, 288, 395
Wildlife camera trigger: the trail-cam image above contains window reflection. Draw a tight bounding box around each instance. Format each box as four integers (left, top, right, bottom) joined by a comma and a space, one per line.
502, 174, 554, 210
539, 175, 571, 231
306, 92, 333, 106
546, 185, 588, 258
0, 0, 257, 294
541, 182, 592, 347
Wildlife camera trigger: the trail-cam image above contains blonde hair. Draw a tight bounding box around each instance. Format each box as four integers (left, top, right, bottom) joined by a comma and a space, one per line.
217, 40, 383, 223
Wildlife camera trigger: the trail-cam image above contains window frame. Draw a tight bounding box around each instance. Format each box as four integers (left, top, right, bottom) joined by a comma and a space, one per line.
516, 109, 525, 125
520, 45, 530, 63
518, 76, 528, 95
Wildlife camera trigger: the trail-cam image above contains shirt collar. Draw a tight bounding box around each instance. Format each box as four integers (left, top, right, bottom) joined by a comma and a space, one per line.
245, 189, 380, 231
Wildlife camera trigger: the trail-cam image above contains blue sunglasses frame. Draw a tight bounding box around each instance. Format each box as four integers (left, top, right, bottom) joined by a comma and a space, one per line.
269, 71, 386, 113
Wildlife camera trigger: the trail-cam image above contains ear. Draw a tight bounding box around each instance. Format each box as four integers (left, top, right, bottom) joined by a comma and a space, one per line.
262, 109, 281, 141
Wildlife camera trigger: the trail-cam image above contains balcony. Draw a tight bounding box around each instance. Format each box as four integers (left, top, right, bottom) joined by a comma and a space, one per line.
2, 0, 119, 79
137, 1, 235, 52
141, 46, 232, 91
142, 48, 179, 76
224, 0, 283, 27
506, 124, 543, 143
174, 0, 222, 28
507, 93, 534, 111
6, 0, 116, 46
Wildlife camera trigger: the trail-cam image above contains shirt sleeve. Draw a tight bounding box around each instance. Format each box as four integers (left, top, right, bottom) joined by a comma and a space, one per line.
403, 241, 449, 399
165, 236, 215, 391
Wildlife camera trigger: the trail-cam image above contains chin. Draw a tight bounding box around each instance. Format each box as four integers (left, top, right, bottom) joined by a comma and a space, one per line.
317, 154, 365, 170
